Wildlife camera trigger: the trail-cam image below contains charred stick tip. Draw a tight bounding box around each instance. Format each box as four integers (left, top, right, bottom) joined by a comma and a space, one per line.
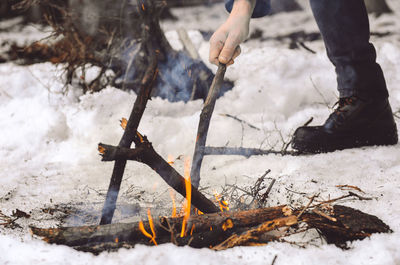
98, 143, 117, 161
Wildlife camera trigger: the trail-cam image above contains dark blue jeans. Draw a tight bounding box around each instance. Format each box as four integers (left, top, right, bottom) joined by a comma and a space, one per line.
226, 0, 389, 99
310, 0, 388, 99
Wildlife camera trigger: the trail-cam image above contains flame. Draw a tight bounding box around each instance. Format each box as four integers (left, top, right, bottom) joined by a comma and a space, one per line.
139, 221, 153, 240
98, 145, 106, 154
138, 210, 158, 245
136, 131, 144, 143
222, 219, 234, 231
141, 3, 145, 10
167, 155, 174, 165
169, 189, 177, 217
120, 117, 127, 130
180, 157, 192, 237
214, 193, 229, 212
114, 237, 119, 243
147, 209, 157, 245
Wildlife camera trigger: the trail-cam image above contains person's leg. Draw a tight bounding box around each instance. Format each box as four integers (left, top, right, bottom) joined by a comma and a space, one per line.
291, 0, 397, 153
309, 0, 388, 99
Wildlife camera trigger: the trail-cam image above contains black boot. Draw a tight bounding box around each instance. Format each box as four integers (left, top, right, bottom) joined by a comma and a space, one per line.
292, 96, 398, 153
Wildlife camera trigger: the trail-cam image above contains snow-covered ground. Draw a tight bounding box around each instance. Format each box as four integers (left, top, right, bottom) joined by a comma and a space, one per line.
1, 1, 400, 264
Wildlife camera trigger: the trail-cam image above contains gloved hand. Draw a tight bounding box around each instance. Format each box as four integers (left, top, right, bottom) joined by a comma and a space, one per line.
209, 0, 255, 66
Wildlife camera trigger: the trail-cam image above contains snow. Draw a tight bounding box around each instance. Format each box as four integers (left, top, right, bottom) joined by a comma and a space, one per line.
1, 2, 400, 265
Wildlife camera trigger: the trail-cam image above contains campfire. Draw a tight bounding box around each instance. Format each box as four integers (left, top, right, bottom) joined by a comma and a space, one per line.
7, 0, 390, 255
30, 60, 391, 254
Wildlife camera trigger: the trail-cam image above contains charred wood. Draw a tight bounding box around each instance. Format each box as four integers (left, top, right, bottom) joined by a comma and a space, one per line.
31, 206, 287, 247
31, 205, 391, 253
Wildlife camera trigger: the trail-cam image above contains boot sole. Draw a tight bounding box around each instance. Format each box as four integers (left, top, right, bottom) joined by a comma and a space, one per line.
292, 125, 398, 154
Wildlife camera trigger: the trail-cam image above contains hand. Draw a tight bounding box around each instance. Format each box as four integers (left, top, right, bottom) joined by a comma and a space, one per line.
209, 15, 250, 66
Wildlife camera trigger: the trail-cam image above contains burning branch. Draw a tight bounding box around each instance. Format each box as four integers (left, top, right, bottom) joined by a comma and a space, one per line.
98, 135, 220, 214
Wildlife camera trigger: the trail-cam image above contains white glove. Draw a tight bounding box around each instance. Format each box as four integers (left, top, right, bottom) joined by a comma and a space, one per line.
209, 0, 255, 66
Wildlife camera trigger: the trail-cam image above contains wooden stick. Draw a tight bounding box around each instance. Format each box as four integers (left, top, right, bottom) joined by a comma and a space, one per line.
212, 216, 298, 250
312, 208, 337, 222
203, 146, 298, 157
99, 3, 159, 224
191, 63, 227, 188
177, 28, 199, 60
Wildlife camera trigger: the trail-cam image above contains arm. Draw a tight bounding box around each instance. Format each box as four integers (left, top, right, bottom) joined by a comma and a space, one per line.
209, 0, 256, 65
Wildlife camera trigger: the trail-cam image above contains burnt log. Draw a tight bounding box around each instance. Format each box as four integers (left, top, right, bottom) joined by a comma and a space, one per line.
31, 204, 391, 253
303, 205, 392, 248
31, 206, 288, 247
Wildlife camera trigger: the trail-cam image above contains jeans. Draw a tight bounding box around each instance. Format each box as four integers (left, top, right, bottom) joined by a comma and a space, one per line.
225, 0, 389, 99
310, 0, 388, 99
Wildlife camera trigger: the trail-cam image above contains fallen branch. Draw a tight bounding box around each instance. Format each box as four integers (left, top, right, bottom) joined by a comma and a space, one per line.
203, 146, 298, 157
220, 113, 261, 131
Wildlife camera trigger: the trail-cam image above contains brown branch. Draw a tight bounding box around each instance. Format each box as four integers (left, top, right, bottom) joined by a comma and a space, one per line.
312, 208, 337, 222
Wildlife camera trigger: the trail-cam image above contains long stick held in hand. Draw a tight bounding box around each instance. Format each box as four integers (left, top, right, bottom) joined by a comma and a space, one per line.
191, 63, 227, 188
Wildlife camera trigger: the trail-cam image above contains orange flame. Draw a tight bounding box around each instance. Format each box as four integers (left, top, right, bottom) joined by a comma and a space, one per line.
222, 219, 234, 231
141, 3, 145, 10
138, 209, 158, 245
136, 131, 144, 143
214, 193, 229, 212
98, 145, 106, 154
120, 117, 128, 130
167, 155, 174, 165
169, 189, 177, 217
180, 157, 192, 237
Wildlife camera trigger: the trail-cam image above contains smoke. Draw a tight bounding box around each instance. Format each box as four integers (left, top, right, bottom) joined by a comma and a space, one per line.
113, 39, 234, 102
